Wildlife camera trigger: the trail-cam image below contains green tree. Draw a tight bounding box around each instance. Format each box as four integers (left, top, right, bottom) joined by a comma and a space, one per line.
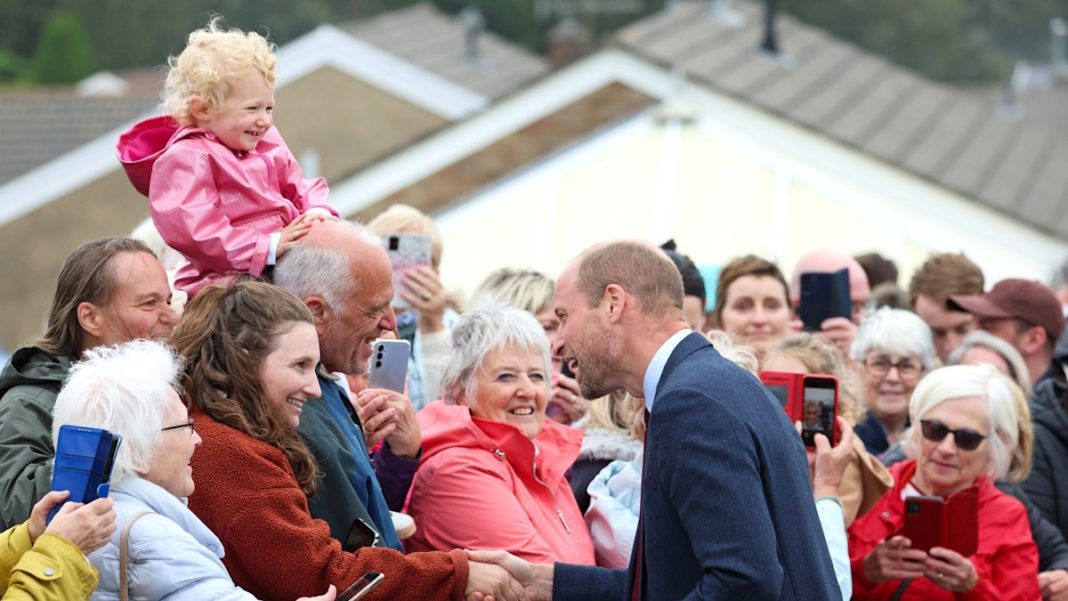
30, 11, 95, 84
0, 49, 26, 83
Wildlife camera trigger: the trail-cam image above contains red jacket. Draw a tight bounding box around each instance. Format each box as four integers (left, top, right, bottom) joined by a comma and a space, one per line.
117, 116, 336, 296
404, 401, 595, 565
187, 410, 468, 601
848, 460, 1039, 601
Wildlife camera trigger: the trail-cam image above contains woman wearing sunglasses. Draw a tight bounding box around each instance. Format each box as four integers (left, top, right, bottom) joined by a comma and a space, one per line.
847, 364, 1039, 600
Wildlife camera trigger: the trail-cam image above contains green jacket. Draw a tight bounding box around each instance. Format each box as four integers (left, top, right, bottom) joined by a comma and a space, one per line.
0, 348, 71, 531
0, 521, 98, 600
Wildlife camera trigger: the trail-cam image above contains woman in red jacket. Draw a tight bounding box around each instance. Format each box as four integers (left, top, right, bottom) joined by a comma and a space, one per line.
848, 364, 1039, 600
171, 281, 521, 601
405, 302, 595, 564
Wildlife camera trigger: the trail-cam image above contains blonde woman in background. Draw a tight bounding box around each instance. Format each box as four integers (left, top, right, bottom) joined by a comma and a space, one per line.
762, 333, 894, 526
367, 204, 455, 410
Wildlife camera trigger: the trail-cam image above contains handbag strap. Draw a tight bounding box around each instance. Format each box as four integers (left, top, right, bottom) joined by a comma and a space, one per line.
119, 511, 152, 601
888, 578, 912, 601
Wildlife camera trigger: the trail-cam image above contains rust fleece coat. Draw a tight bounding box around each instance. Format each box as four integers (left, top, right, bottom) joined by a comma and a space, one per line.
187, 410, 468, 601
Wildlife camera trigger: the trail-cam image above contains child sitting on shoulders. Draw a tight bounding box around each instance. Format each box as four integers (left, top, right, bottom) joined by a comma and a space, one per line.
118, 18, 338, 297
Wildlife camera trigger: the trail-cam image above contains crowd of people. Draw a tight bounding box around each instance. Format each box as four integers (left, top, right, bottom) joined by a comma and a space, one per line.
3, 18, 1068, 601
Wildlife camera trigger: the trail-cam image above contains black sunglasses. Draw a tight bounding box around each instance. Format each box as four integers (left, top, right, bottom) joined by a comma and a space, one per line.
919, 419, 987, 451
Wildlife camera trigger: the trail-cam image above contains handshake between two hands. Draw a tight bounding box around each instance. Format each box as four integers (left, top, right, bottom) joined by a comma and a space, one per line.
464, 549, 553, 601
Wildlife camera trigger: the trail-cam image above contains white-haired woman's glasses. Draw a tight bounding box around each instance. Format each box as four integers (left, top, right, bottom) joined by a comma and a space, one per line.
161, 420, 195, 433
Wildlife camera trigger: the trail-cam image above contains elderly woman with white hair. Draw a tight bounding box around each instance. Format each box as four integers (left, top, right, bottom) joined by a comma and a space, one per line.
847, 364, 1039, 600
403, 303, 596, 565
851, 307, 936, 455
52, 339, 335, 601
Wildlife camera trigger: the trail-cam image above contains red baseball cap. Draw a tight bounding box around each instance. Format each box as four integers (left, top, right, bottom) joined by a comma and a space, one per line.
948, 278, 1066, 342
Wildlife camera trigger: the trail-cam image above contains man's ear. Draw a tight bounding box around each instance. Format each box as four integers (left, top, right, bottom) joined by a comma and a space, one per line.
188, 96, 212, 123
77, 301, 104, 338
604, 284, 627, 324
1018, 325, 1047, 356
304, 297, 331, 334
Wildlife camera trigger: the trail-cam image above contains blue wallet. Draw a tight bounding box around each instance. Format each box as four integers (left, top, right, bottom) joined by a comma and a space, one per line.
49, 425, 122, 522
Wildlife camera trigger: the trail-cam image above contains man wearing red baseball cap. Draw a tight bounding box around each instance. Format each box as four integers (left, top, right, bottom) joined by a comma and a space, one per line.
949, 278, 1066, 385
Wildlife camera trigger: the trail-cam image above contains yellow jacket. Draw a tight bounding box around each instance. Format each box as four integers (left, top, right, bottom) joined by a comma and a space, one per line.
0, 521, 98, 600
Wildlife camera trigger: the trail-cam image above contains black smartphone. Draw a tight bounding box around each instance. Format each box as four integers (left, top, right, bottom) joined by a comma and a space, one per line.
798, 268, 851, 331
343, 518, 380, 552
337, 571, 385, 601
800, 375, 838, 448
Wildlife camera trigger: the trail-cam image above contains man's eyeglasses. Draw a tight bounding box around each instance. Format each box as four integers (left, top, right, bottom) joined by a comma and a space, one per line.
919, 419, 987, 452
864, 358, 922, 380
161, 421, 195, 434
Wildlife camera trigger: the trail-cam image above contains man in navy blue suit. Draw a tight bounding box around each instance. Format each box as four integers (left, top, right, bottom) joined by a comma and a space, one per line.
471, 240, 840, 600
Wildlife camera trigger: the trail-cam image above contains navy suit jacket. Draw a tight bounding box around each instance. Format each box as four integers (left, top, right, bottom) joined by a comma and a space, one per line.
554, 333, 840, 600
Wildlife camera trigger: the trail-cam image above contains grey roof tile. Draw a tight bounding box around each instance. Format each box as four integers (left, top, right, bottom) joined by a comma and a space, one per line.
900, 98, 985, 178
862, 86, 954, 163
790, 55, 888, 131
1016, 140, 1068, 224
940, 117, 1018, 196
341, 3, 549, 100
979, 128, 1051, 212
711, 22, 826, 96
0, 92, 157, 185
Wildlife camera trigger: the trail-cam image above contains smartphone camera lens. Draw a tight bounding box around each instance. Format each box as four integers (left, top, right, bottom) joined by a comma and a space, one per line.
388, 237, 400, 251
906, 502, 920, 514
377, 353, 383, 360
376, 361, 382, 368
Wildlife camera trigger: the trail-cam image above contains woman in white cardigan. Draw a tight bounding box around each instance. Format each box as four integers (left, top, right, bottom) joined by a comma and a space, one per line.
52, 339, 335, 601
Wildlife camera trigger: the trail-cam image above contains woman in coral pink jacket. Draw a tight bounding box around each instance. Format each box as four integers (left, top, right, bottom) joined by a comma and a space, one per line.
117, 20, 337, 297
848, 365, 1039, 601
405, 303, 595, 565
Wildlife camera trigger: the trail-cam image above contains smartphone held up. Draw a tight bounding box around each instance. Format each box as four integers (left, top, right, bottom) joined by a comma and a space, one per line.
759, 371, 839, 448
385, 232, 432, 310
367, 339, 410, 393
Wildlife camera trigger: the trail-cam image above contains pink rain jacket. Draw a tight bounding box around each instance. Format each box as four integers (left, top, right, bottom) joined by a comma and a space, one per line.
405, 401, 596, 565
117, 116, 336, 296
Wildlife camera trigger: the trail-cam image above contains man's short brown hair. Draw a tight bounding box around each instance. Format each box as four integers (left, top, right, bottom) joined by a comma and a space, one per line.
576, 241, 684, 316
908, 253, 984, 307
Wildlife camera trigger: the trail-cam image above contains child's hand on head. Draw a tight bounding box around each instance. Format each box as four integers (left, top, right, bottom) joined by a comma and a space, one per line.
278, 213, 315, 257
303, 208, 338, 223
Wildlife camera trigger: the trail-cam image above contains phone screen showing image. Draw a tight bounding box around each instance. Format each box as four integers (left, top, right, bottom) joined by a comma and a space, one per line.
801, 378, 836, 447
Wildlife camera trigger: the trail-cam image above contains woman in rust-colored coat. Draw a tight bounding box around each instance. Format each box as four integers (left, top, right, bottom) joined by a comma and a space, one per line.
173, 282, 517, 601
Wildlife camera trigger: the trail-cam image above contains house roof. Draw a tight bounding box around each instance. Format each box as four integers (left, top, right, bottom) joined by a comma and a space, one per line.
614, 0, 1068, 239
0, 91, 157, 186
339, 3, 550, 101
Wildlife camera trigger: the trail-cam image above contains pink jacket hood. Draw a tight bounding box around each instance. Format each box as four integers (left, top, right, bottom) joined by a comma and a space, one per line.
418, 401, 584, 485
116, 116, 286, 197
